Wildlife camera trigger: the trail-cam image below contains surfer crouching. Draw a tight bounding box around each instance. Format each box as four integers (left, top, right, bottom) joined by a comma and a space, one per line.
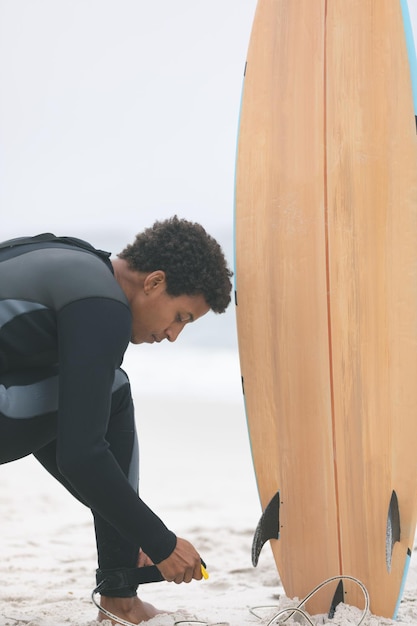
0, 217, 232, 624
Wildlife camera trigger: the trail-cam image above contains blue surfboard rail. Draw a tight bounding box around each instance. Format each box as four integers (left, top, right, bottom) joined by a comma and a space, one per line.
393, 548, 412, 619
400, 0, 417, 116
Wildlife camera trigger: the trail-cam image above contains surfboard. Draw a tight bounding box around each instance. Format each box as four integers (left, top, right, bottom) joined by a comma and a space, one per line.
234, 0, 417, 618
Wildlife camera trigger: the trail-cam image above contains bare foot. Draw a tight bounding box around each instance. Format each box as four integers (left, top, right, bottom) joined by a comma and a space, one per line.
97, 595, 167, 625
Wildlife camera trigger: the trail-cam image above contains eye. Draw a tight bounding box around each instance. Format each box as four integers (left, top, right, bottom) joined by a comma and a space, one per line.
176, 313, 192, 324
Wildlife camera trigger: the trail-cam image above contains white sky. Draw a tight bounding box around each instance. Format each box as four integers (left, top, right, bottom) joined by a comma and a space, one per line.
0, 0, 256, 248
1, 1, 416, 252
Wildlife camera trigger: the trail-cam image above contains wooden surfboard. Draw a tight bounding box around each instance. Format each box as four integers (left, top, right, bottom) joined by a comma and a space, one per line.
234, 0, 417, 618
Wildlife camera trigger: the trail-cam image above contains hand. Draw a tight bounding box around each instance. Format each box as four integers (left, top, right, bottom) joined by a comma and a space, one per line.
137, 548, 154, 568
156, 537, 203, 584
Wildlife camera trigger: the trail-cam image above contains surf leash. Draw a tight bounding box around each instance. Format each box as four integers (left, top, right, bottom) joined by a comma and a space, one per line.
92, 560, 211, 626
249, 575, 369, 625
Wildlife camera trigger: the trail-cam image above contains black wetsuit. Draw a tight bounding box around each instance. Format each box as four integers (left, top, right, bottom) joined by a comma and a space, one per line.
0, 234, 176, 595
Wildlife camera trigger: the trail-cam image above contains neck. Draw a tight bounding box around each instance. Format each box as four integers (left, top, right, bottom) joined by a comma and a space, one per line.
112, 258, 145, 305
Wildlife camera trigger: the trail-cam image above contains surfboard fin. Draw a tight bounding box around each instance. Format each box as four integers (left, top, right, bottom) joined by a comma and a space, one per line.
252, 491, 280, 567
328, 580, 344, 619
386, 490, 401, 572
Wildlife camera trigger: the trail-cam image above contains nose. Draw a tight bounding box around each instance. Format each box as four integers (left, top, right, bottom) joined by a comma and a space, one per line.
166, 324, 184, 343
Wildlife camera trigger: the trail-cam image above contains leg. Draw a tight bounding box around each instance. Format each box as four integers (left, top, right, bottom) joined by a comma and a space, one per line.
0, 368, 165, 623
31, 370, 142, 592
92, 369, 141, 582
90, 371, 166, 622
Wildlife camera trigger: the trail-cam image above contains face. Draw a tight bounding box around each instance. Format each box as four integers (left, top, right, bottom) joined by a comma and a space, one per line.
129, 271, 210, 345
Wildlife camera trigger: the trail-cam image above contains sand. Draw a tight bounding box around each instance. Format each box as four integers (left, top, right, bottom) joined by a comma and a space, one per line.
1, 392, 417, 626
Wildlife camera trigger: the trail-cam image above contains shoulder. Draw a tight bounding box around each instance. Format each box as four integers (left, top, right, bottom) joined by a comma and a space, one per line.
1, 247, 129, 311
48, 248, 129, 310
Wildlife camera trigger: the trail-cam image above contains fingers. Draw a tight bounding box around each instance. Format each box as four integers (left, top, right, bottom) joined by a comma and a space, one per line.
163, 557, 202, 584
173, 567, 194, 584
156, 537, 205, 584
172, 560, 203, 584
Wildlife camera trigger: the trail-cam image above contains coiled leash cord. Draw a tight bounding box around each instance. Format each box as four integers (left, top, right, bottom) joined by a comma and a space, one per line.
249, 575, 369, 626
92, 572, 368, 626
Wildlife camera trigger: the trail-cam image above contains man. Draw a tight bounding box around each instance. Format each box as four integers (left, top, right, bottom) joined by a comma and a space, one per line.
0, 216, 233, 625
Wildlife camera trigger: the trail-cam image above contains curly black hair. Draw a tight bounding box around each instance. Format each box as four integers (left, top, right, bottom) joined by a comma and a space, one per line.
118, 216, 233, 313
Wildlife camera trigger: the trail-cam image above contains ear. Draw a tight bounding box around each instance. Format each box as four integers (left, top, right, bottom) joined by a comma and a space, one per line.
143, 270, 166, 294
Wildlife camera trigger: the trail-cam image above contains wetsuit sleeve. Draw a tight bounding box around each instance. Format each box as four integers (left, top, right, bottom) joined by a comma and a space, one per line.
56, 297, 177, 564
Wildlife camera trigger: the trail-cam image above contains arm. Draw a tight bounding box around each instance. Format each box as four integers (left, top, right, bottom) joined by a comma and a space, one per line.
56, 297, 176, 563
